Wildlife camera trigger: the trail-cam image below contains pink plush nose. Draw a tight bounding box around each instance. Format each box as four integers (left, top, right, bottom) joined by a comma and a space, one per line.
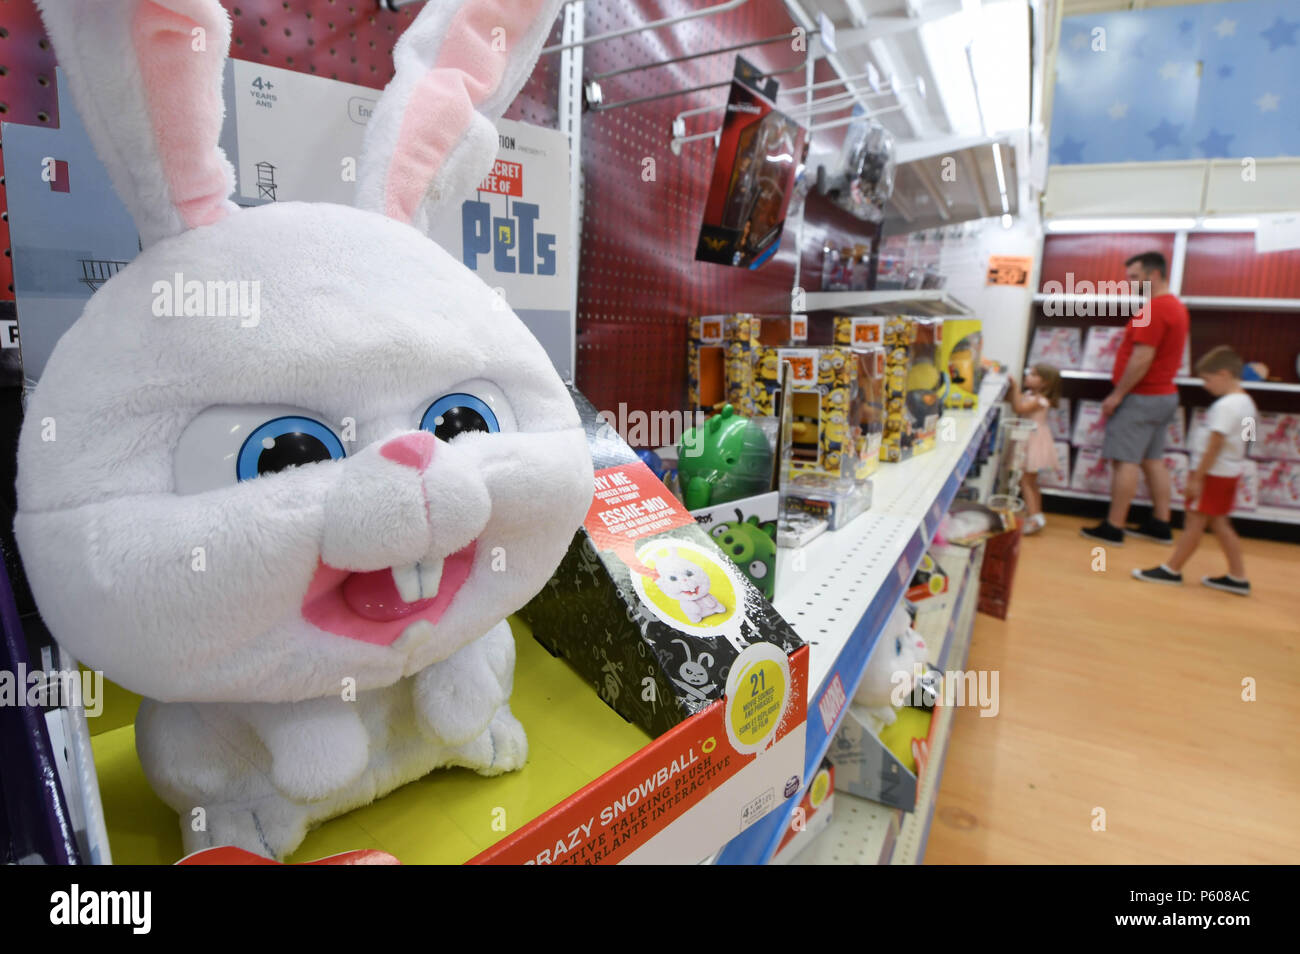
381, 432, 436, 471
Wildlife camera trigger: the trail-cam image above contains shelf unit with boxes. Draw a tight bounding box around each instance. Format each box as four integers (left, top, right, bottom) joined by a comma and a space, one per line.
1027, 230, 1300, 527
715, 372, 1009, 864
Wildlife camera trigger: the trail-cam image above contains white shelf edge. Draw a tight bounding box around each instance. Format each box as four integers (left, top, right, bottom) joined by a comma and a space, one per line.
1042, 487, 1300, 525
1032, 292, 1300, 312
1058, 369, 1300, 393
804, 289, 973, 316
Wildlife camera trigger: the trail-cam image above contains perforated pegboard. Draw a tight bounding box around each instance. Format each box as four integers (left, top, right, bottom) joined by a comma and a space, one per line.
573, 0, 844, 418
1, 0, 874, 423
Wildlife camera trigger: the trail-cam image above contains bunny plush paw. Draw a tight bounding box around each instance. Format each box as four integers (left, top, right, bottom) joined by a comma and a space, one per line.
450, 703, 528, 776
411, 619, 515, 745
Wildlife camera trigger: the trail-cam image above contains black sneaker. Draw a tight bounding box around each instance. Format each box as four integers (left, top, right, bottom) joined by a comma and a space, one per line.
1201, 575, 1251, 596
1132, 565, 1183, 586
1126, 518, 1173, 544
1080, 521, 1125, 545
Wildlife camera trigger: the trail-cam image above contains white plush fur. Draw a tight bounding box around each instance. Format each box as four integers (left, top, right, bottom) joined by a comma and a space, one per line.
35, 0, 239, 247
19, 0, 583, 860
853, 605, 928, 725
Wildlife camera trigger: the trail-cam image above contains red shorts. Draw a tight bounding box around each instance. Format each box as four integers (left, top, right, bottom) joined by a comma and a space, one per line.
1190, 474, 1239, 516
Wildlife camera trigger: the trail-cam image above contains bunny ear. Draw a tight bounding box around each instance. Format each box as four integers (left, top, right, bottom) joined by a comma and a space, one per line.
355, 0, 563, 230
37, 0, 238, 247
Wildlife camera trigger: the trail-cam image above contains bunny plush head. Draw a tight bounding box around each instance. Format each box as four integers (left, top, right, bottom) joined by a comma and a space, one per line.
653, 548, 712, 603
854, 604, 928, 710
16, 0, 592, 704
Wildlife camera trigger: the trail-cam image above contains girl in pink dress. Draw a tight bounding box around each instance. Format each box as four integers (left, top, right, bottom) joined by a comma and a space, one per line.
1008, 364, 1062, 535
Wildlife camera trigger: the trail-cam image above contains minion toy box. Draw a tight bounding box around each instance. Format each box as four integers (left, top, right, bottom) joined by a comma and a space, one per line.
881, 316, 947, 462
940, 319, 983, 410
688, 314, 760, 416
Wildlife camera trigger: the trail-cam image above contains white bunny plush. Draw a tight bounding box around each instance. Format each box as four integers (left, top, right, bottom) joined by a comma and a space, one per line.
653, 548, 726, 624
17, 0, 591, 860
853, 604, 928, 725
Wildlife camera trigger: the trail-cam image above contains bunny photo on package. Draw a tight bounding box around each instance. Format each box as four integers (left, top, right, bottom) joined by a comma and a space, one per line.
16, 0, 592, 860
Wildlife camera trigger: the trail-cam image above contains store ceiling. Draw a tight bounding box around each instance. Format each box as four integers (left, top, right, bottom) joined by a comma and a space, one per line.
788, 0, 1030, 232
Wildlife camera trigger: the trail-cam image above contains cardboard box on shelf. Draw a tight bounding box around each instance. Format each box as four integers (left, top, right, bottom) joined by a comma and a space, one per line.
1071, 400, 1106, 449
772, 760, 836, 864
1249, 412, 1300, 461
1028, 326, 1082, 370
1080, 326, 1125, 373
689, 491, 780, 601
939, 318, 984, 410
1135, 451, 1189, 502
521, 391, 806, 740
1233, 460, 1259, 513
1071, 447, 1112, 495
880, 315, 945, 462
1258, 459, 1300, 509
1047, 397, 1072, 442
1039, 440, 1072, 489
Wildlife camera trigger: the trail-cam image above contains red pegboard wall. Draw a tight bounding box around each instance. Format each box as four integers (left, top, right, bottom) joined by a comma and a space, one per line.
1, 0, 859, 424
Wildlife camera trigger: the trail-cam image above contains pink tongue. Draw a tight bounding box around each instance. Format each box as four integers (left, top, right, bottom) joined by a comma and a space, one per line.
341, 569, 432, 622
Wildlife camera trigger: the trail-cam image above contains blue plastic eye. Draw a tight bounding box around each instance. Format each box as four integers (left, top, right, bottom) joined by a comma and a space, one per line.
236, 416, 345, 482
895, 636, 903, 656
420, 393, 500, 441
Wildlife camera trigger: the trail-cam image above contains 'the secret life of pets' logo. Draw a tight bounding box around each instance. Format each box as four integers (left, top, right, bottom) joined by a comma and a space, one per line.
462, 158, 558, 276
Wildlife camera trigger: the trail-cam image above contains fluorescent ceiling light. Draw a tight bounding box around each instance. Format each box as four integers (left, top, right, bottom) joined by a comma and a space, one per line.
992, 142, 1008, 197
1198, 216, 1260, 231
922, 2, 1030, 138
1046, 217, 1198, 233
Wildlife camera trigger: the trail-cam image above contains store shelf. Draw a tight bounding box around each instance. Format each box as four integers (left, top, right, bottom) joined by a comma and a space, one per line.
787, 539, 985, 866
1042, 487, 1300, 525
892, 544, 983, 866
1032, 292, 1300, 312
788, 791, 901, 865
804, 289, 973, 316
1058, 369, 1300, 393
714, 374, 1008, 865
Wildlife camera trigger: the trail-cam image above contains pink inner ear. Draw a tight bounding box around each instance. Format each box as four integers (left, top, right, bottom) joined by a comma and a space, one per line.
132, 0, 233, 230
385, 0, 550, 224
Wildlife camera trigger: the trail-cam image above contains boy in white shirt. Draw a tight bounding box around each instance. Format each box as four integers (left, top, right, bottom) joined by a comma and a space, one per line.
1132, 346, 1255, 595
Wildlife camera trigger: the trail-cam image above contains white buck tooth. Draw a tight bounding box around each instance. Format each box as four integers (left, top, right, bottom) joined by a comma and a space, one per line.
392, 564, 423, 603
419, 557, 445, 600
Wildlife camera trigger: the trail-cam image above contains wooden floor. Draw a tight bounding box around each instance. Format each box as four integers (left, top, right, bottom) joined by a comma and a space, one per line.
925, 513, 1300, 864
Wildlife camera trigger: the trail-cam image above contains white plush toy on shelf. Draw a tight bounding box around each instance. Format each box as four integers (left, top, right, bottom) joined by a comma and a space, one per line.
853, 603, 929, 725
18, 0, 590, 860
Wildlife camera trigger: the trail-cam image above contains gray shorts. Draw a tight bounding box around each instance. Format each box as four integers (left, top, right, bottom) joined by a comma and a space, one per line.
1102, 392, 1178, 463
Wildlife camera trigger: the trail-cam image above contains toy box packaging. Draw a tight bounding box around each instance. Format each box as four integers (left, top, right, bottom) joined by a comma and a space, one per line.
1233, 460, 1259, 513
1165, 405, 1186, 450
880, 316, 946, 462
695, 58, 808, 269
773, 760, 835, 864
1136, 451, 1189, 502
757, 343, 870, 483
1080, 325, 1126, 373
832, 315, 885, 349
830, 698, 937, 813
1071, 447, 1112, 495
521, 390, 806, 739
784, 476, 873, 530
1039, 440, 1072, 489
1071, 399, 1107, 449
1258, 460, 1300, 508
1028, 326, 1082, 369
907, 551, 949, 603
689, 491, 780, 601
687, 314, 761, 415
1249, 412, 1300, 461
1047, 397, 1071, 442
939, 318, 983, 410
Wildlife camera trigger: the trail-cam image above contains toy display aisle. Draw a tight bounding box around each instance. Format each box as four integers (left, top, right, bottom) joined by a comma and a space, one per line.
1, 0, 1297, 886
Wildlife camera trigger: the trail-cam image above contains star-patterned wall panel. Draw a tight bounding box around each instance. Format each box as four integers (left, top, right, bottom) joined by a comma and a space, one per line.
1052, 0, 1300, 165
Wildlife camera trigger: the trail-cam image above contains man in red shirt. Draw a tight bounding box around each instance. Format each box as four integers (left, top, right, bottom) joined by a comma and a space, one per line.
1081, 251, 1189, 545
